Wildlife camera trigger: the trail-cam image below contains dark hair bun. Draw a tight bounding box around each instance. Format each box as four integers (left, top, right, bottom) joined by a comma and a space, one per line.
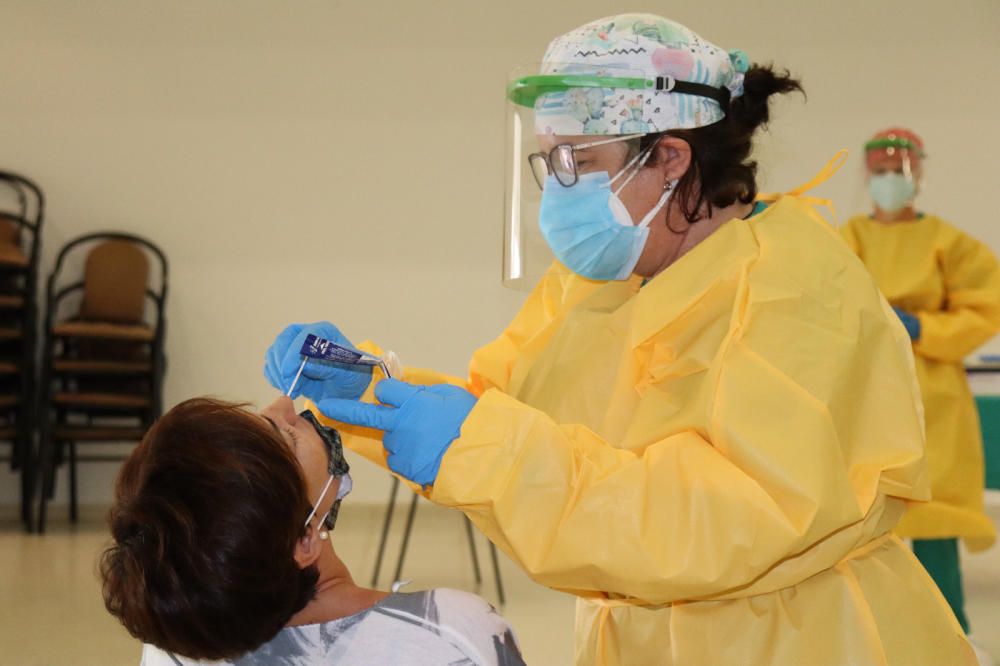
729, 65, 805, 135
648, 64, 805, 222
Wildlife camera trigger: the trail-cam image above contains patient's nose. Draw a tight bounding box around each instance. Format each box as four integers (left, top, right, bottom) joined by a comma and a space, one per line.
261, 395, 297, 426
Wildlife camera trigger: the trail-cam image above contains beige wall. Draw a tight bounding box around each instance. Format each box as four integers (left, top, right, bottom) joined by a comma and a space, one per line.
1, 0, 998, 506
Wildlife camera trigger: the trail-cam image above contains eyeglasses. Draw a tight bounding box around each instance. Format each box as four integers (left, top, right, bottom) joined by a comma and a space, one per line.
528, 134, 643, 190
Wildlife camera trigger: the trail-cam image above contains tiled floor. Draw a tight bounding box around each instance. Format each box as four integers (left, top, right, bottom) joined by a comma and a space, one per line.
1, 498, 998, 665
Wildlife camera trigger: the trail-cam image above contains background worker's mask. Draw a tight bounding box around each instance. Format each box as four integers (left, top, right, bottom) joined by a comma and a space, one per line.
538, 147, 674, 281
868, 173, 916, 215
863, 127, 925, 216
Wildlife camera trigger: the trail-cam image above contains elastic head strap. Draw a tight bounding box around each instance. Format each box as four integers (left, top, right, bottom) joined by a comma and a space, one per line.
654, 78, 731, 109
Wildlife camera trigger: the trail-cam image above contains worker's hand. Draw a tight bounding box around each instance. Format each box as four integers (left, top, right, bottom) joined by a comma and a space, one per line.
892, 307, 921, 342
317, 379, 477, 486
264, 322, 372, 401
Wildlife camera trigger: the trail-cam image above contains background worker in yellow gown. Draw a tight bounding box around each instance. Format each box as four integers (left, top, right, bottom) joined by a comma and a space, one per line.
842, 127, 1000, 638
266, 16, 976, 665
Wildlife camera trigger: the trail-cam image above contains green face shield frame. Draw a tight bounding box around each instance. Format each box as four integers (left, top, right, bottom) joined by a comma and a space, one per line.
507, 74, 730, 109
863, 137, 926, 157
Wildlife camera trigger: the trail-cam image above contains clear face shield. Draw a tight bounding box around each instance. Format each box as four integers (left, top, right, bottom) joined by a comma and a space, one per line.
864, 135, 925, 215
503, 64, 655, 289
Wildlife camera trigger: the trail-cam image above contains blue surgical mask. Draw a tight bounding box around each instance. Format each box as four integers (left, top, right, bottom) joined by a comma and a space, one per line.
868, 173, 915, 214
538, 152, 675, 281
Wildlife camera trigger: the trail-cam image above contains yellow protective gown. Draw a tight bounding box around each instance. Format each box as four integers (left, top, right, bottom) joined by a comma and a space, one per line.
315, 196, 974, 665
842, 213, 1000, 551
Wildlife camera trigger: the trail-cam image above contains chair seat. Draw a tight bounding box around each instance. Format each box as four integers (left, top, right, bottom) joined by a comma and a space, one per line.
0, 362, 19, 374
52, 321, 154, 342
53, 425, 148, 442
53, 359, 153, 375
0, 244, 28, 269
0, 394, 20, 408
53, 392, 150, 409
0, 426, 16, 440
0, 328, 21, 340
0, 294, 25, 309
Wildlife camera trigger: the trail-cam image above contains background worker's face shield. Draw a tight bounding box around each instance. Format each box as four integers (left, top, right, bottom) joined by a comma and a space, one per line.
503, 64, 652, 289
864, 133, 926, 215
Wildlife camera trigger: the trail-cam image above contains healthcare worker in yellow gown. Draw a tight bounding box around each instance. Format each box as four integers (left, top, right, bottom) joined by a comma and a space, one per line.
842, 127, 1000, 641
265, 16, 976, 666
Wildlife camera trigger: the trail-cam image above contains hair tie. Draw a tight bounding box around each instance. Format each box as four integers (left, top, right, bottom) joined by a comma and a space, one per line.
728, 49, 750, 74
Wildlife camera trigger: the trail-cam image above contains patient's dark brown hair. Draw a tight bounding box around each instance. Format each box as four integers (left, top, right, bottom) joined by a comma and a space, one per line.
100, 398, 319, 660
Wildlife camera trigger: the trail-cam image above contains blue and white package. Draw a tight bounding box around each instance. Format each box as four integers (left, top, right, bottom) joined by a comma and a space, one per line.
300, 334, 382, 368
284, 334, 401, 398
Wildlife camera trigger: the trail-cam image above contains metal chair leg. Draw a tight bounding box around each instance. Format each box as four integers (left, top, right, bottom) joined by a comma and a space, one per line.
19, 430, 34, 533
489, 542, 506, 606
392, 492, 420, 583
370, 476, 400, 587
463, 515, 482, 585
10, 427, 20, 472
36, 431, 54, 534
45, 441, 59, 500
45, 409, 66, 501
68, 441, 78, 523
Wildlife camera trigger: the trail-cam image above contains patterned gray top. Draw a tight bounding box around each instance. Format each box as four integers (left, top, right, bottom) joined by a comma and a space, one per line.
140, 588, 526, 666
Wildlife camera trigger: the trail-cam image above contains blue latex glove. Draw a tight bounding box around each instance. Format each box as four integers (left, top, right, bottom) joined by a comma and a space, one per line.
263, 322, 372, 402
893, 307, 921, 341
317, 378, 477, 486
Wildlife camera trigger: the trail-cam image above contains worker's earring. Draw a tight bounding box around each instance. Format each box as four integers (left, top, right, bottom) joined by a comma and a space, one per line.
664, 181, 688, 234
319, 530, 329, 540
662, 181, 676, 227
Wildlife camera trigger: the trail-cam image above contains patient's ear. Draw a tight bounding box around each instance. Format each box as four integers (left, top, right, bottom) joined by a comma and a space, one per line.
294, 526, 324, 569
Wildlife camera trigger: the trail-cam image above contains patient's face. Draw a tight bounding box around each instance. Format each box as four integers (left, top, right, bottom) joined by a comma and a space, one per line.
260, 396, 341, 525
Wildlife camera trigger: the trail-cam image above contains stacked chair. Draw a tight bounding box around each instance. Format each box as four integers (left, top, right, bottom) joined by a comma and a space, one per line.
0, 172, 43, 532
36, 233, 167, 532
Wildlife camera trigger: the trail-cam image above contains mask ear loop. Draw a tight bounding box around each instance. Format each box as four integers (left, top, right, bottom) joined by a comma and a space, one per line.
637, 180, 677, 230
609, 141, 657, 194
304, 474, 337, 540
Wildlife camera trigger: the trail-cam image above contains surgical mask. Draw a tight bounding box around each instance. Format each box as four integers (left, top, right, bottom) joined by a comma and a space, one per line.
868, 173, 915, 214
300, 410, 352, 535
538, 146, 675, 281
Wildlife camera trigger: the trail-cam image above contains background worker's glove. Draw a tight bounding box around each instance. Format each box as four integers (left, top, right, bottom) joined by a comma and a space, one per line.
893, 307, 922, 341
264, 322, 372, 401
318, 378, 477, 486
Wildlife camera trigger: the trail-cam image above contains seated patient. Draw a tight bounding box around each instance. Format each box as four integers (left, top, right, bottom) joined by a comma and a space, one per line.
100, 396, 524, 665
